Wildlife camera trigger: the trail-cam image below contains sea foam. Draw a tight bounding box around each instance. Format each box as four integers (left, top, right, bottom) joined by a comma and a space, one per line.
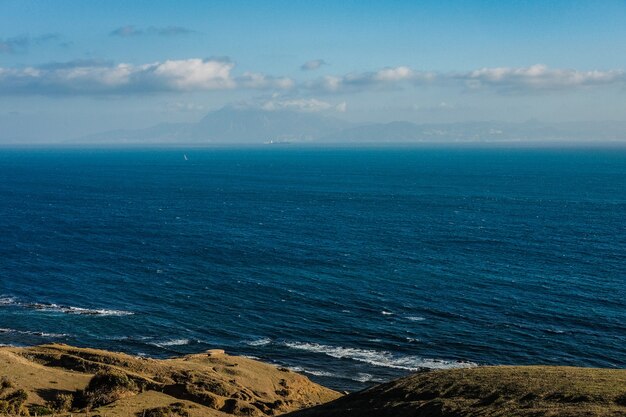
151, 338, 191, 348
284, 341, 476, 371
0, 296, 133, 317
246, 337, 272, 346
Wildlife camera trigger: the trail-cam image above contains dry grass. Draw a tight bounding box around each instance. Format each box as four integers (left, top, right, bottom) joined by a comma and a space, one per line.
0, 344, 340, 416
287, 366, 626, 417
4, 344, 624, 417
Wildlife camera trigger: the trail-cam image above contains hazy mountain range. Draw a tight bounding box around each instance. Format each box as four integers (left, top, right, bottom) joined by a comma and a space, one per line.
73, 107, 626, 144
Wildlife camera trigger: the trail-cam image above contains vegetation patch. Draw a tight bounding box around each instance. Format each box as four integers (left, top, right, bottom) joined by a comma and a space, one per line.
47, 392, 74, 412
78, 369, 140, 409
138, 402, 191, 417
286, 366, 626, 417
0, 388, 29, 416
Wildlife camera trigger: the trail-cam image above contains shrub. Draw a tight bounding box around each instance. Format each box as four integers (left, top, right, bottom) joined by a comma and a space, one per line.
137, 402, 190, 417
0, 388, 29, 415
0, 376, 13, 391
47, 392, 73, 412
29, 404, 54, 415
79, 370, 139, 409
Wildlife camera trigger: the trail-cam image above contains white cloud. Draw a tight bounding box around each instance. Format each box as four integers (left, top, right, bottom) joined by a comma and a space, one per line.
306, 66, 436, 92
151, 59, 235, 89
374, 66, 414, 81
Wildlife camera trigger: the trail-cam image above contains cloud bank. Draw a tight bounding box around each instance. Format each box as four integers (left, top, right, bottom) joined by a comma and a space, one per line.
0, 59, 296, 95
462, 64, 625, 91
0, 60, 623, 96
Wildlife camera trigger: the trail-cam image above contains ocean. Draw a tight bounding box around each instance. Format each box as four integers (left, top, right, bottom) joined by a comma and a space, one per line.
1, 146, 625, 391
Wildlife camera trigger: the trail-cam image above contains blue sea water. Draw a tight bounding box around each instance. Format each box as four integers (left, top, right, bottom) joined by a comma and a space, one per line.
0, 146, 625, 391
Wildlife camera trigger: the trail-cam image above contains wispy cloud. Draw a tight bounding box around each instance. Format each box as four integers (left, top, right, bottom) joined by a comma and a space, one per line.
166, 101, 206, 112
109, 26, 141, 37
301, 59, 327, 71
261, 97, 345, 112
110, 25, 195, 37
236, 72, 295, 90
0, 36, 29, 54
0, 33, 62, 54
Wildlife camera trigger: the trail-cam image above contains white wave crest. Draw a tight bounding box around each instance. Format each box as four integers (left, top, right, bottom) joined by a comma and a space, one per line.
0, 297, 17, 305
0, 296, 133, 316
31, 304, 134, 316
0, 328, 68, 338
246, 337, 272, 347
152, 338, 191, 348
406, 316, 426, 321
354, 373, 375, 383
284, 341, 476, 371
288, 366, 336, 378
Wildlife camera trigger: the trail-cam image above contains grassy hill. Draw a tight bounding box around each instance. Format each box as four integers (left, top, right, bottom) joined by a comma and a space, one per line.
2, 344, 625, 416
0, 344, 339, 416
285, 365, 626, 417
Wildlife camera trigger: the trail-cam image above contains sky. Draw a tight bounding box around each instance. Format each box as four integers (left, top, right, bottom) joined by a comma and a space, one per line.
1, 0, 626, 142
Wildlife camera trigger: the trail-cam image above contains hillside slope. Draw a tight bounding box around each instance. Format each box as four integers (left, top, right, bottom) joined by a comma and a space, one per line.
0, 344, 340, 416
286, 366, 626, 417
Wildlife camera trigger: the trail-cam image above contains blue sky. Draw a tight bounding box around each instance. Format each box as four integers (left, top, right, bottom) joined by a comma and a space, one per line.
1, 0, 626, 141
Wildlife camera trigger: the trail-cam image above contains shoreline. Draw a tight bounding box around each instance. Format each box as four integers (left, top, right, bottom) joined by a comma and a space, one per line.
1, 343, 625, 416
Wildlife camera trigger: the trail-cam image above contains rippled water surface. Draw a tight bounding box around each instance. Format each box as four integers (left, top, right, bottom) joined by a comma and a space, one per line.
1, 146, 625, 391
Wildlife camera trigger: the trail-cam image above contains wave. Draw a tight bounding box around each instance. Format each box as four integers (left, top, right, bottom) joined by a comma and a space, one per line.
246, 337, 272, 347
29, 303, 133, 317
0, 328, 69, 338
0, 296, 17, 306
151, 338, 191, 348
283, 341, 476, 371
406, 316, 426, 322
288, 366, 336, 377
353, 373, 375, 383
0, 296, 133, 317
289, 366, 385, 383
